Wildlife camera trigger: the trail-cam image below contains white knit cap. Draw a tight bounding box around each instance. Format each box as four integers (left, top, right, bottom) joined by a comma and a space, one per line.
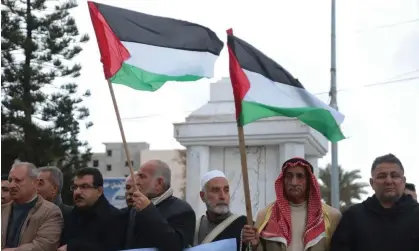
200, 170, 226, 190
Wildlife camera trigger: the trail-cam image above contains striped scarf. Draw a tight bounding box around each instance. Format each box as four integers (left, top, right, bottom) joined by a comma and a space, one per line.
260, 158, 325, 249
151, 187, 174, 206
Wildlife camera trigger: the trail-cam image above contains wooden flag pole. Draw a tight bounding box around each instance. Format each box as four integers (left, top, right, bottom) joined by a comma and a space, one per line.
106, 79, 138, 190
237, 125, 253, 225
227, 27, 253, 226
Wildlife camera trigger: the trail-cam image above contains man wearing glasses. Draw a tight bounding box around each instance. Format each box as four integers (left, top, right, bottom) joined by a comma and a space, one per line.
58, 168, 123, 251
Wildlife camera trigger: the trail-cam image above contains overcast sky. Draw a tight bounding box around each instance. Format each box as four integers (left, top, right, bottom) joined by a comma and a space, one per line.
72, 0, 419, 193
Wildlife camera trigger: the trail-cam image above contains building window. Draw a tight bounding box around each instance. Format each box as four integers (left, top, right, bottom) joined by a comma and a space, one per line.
106, 150, 112, 157
106, 165, 112, 171
93, 160, 99, 167
125, 160, 134, 167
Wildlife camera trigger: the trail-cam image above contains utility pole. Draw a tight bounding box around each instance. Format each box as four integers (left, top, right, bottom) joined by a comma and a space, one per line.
330, 0, 340, 209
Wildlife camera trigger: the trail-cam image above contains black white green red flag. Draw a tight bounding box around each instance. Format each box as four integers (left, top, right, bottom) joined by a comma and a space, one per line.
87, 1, 224, 91
226, 29, 345, 142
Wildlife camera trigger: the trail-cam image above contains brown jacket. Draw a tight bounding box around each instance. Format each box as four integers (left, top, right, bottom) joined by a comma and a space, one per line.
1, 196, 63, 251
254, 203, 341, 251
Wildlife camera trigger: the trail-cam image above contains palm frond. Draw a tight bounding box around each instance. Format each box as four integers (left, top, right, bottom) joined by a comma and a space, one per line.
318, 164, 369, 211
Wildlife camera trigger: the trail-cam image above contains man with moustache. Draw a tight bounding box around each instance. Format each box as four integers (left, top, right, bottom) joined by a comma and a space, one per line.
37, 166, 73, 216
242, 157, 342, 251
127, 160, 195, 251
194, 170, 248, 251
2, 175, 12, 205
330, 154, 419, 251
59, 167, 122, 251
1, 162, 63, 251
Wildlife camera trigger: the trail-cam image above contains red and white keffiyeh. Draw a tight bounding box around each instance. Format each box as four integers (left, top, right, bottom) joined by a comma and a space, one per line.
260, 157, 325, 247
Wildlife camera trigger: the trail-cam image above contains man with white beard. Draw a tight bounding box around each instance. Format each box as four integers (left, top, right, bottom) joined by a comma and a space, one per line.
194, 170, 250, 251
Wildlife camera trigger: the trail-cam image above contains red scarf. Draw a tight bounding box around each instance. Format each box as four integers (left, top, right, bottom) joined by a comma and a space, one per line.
260, 158, 325, 247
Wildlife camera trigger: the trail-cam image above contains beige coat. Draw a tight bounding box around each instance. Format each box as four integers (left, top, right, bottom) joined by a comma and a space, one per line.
1, 196, 63, 251
254, 203, 341, 251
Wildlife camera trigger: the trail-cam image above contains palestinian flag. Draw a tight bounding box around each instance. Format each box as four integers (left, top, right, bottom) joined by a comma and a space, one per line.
226, 29, 345, 142
87, 1, 224, 91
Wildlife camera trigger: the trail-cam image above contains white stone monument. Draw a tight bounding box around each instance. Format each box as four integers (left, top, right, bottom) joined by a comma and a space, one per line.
173, 78, 328, 218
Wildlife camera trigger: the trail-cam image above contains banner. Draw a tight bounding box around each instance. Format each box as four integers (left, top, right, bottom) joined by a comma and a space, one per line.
103, 177, 126, 209
122, 238, 237, 251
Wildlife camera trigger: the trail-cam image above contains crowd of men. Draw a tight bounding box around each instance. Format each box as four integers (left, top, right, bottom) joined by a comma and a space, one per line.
1, 153, 418, 251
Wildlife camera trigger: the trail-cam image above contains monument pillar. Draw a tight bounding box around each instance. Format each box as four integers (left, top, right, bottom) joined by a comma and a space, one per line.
185, 146, 210, 216
306, 155, 320, 177
278, 143, 305, 167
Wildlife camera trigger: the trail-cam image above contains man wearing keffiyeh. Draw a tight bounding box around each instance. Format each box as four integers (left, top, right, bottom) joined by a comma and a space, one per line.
242, 157, 341, 251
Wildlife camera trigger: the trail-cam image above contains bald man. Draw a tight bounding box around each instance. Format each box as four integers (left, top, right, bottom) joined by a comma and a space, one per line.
123, 160, 195, 251
194, 170, 248, 251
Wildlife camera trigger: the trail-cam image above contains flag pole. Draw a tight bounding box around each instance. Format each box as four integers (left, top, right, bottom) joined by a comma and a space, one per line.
237, 125, 253, 225
330, 0, 340, 209
227, 27, 253, 225
106, 79, 138, 190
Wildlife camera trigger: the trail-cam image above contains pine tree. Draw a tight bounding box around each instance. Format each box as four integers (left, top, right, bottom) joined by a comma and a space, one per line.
44, 83, 93, 204
1, 0, 92, 182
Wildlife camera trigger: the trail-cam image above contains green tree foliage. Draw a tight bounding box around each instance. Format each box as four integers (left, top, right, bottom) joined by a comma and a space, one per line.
1, 0, 92, 203
319, 164, 369, 211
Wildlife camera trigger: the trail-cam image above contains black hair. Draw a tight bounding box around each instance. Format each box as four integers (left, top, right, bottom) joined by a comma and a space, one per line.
1, 175, 8, 181
74, 168, 104, 187
405, 183, 416, 192
371, 153, 404, 172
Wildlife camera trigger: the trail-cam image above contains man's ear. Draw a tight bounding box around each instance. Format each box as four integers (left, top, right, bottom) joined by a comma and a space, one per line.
200, 191, 205, 202
52, 183, 59, 194
157, 177, 164, 186
98, 186, 104, 196
369, 178, 373, 188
